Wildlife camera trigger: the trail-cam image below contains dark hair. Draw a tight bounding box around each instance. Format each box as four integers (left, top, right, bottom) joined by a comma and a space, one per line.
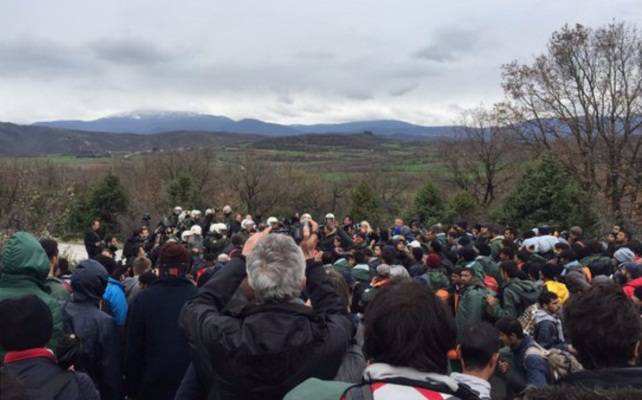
95, 254, 121, 278
539, 226, 551, 235
39, 238, 59, 261
523, 230, 535, 239
516, 249, 532, 262
500, 246, 515, 259
353, 249, 367, 265
476, 243, 491, 257
381, 246, 396, 265
495, 317, 524, 339
325, 269, 351, 310
429, 240, 442, 253
538, 290, 558, 306
554, 242, 570, 252
524, 262, 543, 281
452, 267, 464, 276
460, 246, 477, 262
620, 229, 632, 241
540, 263, 560, 280
321, 251, 335, 265
231, 234, 244, 247
0, 295, 53, 350
500, 261, 522, 279
138, 271, 158, 286
412, 247, 423, 262
629, 241, 642, 257
57, 257, 70, 276
459, 322, 501, 371
558, 249, 577, 262
363, 281, 455, 374
563, 283, 642, 369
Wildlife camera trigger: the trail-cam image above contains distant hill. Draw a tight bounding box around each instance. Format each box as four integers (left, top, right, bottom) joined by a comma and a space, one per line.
34, 111, 458, 138
0, 122, 260, 156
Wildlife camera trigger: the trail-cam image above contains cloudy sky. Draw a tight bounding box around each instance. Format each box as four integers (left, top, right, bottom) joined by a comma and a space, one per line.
1, 0, 640, 125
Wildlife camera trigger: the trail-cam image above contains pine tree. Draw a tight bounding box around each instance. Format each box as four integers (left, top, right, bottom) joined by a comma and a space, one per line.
350, 182, 382, 225
499, 155, 595, 232
87, 174, 128, 233
413, 182, 446, 225
446, 191, 479, 223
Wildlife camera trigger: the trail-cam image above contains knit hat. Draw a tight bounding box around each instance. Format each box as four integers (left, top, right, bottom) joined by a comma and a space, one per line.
615, 247, 635, 263
158, 242, 190, 270
623, 262, 642, 278
0, 295, 53, 351
426, 253, 442, 268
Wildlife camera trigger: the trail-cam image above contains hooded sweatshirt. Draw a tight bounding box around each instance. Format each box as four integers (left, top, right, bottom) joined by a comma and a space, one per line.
0, 232, 64, 362
63, 259, 124, 400
489, 278, 540, 320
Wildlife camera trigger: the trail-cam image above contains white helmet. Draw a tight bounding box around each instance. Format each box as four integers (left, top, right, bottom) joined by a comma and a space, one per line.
181, 230, 193, 241
222, 205, 232, 214
191, 209, 202, 218
173, 206, 183, 214
209, 223, 228, 234
300, 213, 312, 223
325, 213, 335, 220
266, 216, 278, 226
217, 253, 231, 263
190, 225, 202, 236
241, 218, 255, 230
205, 208, 214, 216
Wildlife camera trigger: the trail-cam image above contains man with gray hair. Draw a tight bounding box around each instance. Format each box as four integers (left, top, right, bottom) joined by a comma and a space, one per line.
179, 223, 353, 399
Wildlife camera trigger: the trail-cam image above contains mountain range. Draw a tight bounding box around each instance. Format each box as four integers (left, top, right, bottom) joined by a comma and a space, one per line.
34, 110, 457, 137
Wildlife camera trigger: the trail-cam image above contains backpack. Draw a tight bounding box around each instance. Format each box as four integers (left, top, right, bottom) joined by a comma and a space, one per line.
518, 303, 539, 336
524, 344, 583, 382
341, 377, 481, 400
0, 366, 75, 400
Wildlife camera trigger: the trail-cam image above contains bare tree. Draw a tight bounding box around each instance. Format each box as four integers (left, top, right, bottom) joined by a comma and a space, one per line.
439, 106, 515, 206
501, 22, 642, 222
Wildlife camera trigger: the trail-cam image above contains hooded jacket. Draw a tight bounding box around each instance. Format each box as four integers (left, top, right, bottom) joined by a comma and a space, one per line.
490, 278, 540, 320
533, 308, 565, 350
63, 259, 124, 400
0, 232, 64, 362
623, 277, 642, 298
562, 261, 591, 294
180, 257, 353, 400
455, 281, 494, 341
103, 277, 127, 327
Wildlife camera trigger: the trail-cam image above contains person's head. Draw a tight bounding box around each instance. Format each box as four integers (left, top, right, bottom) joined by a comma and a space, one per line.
554, 242, 570, 255
353, 232, 367, 246
39, 238, 59, 273
450, 267, 463, 286
411, 246, 424, 263
140, 226, 150, 240
458, 322, 501, 379
558, 249, 577, 265
394, 218, 403, 227
540, 263, 559, 282
499, 247, 515, 262
615, 248, 635, 264
564, 283, 642, 369
495, 317, 525, 349
477, 243, 492, 257
325, 269, 351, 311
246, 234, 306, 304
504, 227, 516, 241
351, 249, 366, 266
71, 259, 109, 304
133, 256, 152, 276
363, 281, 455, 374
500, 260, 521, 281
157, 242, 190, 278
617, 229, 632, 244
460, 268, 476, 286
0, 295, 52, 351
381, 245, 397, 265
91, 219, 100, 231
460, 246, 477, 262
569, 226, 583, 241
1, 232, 51, 282
622, 262, 642, 282
538, 290, 561, 315
57, 257, 70, 277
138, 271, 158, 289
95, 254, 122, 280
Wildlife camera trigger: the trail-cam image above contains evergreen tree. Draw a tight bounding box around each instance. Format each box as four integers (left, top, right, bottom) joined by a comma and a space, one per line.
350, 182, 382, 225
413, 182, 446, 225
167, 175, 198, 208
446, 191, 479, 223
87, 174, 128, 233
499, 155, 595, 232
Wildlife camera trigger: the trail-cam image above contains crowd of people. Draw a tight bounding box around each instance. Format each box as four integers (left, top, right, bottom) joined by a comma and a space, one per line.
2, 205, 642, 400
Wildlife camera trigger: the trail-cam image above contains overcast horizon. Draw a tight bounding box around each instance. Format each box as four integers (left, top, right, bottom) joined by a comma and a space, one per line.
1, 0, 641, 126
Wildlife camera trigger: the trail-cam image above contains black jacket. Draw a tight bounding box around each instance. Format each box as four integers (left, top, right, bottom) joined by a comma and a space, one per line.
84, 229, 102, 259
63, 260, 124, 400
559, 367, 642, 389
125, 277, 198, 400
179, 257, 353, 400
2, 354, 99, 400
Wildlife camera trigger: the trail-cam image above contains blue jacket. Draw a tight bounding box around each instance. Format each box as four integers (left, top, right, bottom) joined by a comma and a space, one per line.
64, 259, 124, 400
512, 336, 551, 387
103, 277, 128, 326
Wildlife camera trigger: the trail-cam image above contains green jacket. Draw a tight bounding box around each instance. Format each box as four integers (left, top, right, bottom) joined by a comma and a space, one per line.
489, 278, 540, 320
0, 232, 65, 361
455, 282, 494, 341
45, 276, 70, 302
490, 236, 504, 260
422, 270, 450, 290
477, 256, 503, 286
465, 260, 486, 281
284, 378, 351, 400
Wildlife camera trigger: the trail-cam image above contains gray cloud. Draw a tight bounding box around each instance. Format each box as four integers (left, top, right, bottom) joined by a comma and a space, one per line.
389, 84, 419, 97
412, 28, 479, 62
90, 39, 171, 65
0, 37, 91, 78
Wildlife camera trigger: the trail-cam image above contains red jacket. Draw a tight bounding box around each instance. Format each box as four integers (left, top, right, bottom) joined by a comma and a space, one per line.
623, 277, 642, 298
